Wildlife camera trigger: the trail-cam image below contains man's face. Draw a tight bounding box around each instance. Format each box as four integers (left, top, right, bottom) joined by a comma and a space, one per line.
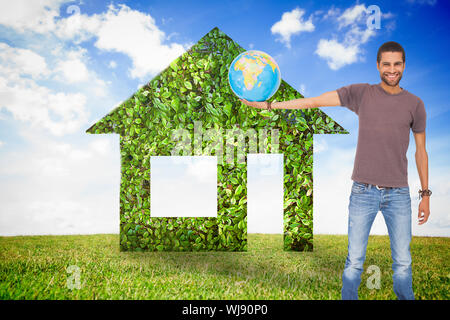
377, 51, 405, 87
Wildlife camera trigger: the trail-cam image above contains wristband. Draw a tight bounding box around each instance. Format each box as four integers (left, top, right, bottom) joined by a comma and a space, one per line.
267, 101, 272, 111
418, 189, 432, 199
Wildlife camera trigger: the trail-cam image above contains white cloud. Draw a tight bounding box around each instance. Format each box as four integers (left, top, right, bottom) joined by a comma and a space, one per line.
53, 47, 108, 97
47, 4, 188, 79
345, 24, 375, 44
0, 0, 65, 34
0, 39, 109, 134
0, 3, 190, 80
53, 9, 103, 43
93, 4, 187, 79
55, 54, 90, 83
323, 7, 340, 19
271, 7, 315, 48
316, 39, 359, 70
337, 4, 367, 28
0, 43, 50, 80
0, 42, 89, 136
52, 46, 108, 96
316, 4, 378, 70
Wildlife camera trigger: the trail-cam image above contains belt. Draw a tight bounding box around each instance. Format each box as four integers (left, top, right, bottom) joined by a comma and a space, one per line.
361, 183, 393, 190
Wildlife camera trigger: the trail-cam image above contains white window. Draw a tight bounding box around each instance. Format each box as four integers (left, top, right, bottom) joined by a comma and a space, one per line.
150, 156, 217, 217
247, 154, 283, 234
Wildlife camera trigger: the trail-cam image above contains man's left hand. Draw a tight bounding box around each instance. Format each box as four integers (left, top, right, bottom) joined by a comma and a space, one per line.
418, 197, 430, 225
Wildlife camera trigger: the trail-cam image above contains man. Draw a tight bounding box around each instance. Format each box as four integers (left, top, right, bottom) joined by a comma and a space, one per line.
239, 41, 430, 300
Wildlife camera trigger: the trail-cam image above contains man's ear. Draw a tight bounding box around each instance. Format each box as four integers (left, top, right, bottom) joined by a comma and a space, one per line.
376, 61, 380, 72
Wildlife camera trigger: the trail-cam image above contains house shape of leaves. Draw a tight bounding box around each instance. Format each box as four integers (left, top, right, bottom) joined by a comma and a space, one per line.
86, 27, 348, 252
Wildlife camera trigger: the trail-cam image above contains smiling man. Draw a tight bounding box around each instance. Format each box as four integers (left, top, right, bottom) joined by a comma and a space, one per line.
240, 41, 430, 300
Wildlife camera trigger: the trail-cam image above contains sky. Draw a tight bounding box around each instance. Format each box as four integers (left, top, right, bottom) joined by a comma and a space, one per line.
0, 0, 449, 237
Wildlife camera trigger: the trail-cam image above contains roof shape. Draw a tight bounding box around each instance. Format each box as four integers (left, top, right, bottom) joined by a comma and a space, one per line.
86, 26, 348, 136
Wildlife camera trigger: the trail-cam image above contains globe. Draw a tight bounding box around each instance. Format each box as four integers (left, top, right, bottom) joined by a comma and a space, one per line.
228, 50, 281, 102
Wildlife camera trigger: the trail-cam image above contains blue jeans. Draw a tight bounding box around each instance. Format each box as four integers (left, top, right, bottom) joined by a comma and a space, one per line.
341, 181, 415, 300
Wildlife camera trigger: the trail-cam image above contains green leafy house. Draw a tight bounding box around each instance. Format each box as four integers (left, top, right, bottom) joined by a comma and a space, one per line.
86, 27, 348, 252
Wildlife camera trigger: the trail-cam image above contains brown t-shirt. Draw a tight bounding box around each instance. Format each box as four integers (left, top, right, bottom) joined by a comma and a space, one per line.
337, 83, 426, 187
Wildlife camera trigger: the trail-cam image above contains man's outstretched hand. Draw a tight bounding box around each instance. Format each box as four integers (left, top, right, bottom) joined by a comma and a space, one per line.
239, 99, 269, 109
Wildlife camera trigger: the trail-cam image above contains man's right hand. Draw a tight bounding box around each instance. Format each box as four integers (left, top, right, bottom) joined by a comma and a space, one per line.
239, 90, 341, 110
239, 99, 268, 109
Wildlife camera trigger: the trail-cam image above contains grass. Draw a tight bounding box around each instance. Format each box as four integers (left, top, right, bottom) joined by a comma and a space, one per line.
0, 234, 448, 300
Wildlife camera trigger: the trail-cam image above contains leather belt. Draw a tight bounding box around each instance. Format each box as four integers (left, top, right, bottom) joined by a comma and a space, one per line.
361, 183, 393, 190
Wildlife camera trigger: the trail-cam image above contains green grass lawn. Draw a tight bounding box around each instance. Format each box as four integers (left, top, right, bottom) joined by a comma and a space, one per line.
0, 234, 448, 300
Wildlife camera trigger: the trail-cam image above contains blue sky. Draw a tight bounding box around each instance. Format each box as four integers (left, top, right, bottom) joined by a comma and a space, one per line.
0, 0, 448, 237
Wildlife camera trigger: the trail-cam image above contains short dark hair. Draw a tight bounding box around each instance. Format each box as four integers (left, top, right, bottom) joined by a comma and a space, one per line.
377, 41, 405, 63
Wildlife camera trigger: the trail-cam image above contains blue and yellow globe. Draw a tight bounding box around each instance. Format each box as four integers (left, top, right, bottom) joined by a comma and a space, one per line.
228, 50, 281, 102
